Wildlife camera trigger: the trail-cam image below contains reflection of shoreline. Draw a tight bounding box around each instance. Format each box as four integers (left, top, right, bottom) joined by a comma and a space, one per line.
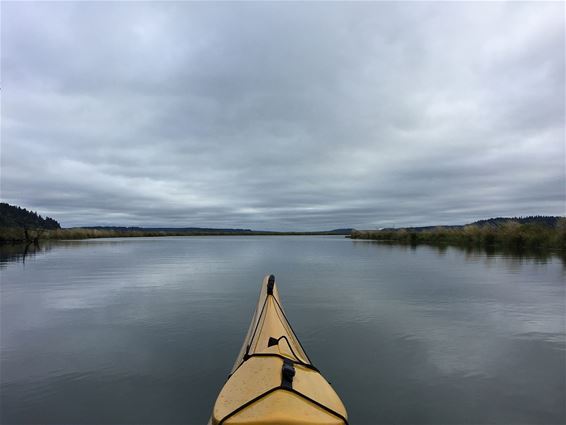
351, 239, 566, 264
0, 239, 134, 267
0, 243, 54, 267
2, 237, 564, 269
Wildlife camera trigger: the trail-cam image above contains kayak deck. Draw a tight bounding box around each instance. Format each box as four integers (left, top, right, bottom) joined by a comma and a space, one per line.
210, 275, 348, 425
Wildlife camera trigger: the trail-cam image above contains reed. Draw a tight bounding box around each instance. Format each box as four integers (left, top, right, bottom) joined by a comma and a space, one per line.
0, 227, 228, 242
0, 227, 348, 243
350, 219, 566, 250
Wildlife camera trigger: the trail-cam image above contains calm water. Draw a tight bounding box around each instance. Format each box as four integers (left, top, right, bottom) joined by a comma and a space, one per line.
1, 236, 564, 424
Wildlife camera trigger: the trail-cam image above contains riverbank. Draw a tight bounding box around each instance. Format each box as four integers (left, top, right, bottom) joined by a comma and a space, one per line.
350, 220, 566, 251
0, 227, 350, 243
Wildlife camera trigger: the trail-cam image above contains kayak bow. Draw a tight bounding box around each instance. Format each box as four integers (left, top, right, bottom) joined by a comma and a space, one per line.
209, 274, 348, 425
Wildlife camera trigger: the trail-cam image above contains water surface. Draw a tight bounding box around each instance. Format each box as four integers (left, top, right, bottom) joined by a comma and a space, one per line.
1, 236, 564, 424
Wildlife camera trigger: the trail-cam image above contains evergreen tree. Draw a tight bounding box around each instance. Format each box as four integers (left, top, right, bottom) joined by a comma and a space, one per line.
0, 203, 61, 229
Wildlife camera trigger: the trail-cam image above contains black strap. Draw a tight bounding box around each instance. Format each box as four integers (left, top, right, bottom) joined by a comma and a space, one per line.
229, 353, 320, 378
267, 335, 306, 368
281, 358, 295, 389
267, 274, 275, 295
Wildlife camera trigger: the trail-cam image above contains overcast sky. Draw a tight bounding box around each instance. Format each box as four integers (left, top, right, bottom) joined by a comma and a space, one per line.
1, 2, 564, 230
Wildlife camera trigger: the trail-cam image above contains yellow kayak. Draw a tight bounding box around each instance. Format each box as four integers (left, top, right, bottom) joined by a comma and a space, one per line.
209, 274, 348, 425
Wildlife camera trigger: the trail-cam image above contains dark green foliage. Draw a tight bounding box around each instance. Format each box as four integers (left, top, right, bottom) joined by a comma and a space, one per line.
0, 203, 60, 230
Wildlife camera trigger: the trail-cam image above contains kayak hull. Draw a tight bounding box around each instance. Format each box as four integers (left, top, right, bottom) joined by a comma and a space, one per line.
210, 275, 348, 425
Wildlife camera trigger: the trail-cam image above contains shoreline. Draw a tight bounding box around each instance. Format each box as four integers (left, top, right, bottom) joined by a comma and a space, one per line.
0, 228, 350, 244
350, 222, 566, 251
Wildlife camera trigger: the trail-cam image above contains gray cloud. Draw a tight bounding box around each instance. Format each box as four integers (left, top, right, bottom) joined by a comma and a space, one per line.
1, 2, 564, 230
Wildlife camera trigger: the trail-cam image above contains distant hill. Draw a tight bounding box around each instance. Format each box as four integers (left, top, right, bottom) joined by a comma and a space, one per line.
382, 225, 463, 232
0, 203, 60, 229
80, 226, 255, 234
80, 226, 353, 235
470, 216, 562, 228
323, 228, 354, 235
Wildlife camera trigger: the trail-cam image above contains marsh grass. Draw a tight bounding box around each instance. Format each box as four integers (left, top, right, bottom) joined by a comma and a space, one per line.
0, 228, 258, 242
350, 219, 566, 251
0, 227, 346, 243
